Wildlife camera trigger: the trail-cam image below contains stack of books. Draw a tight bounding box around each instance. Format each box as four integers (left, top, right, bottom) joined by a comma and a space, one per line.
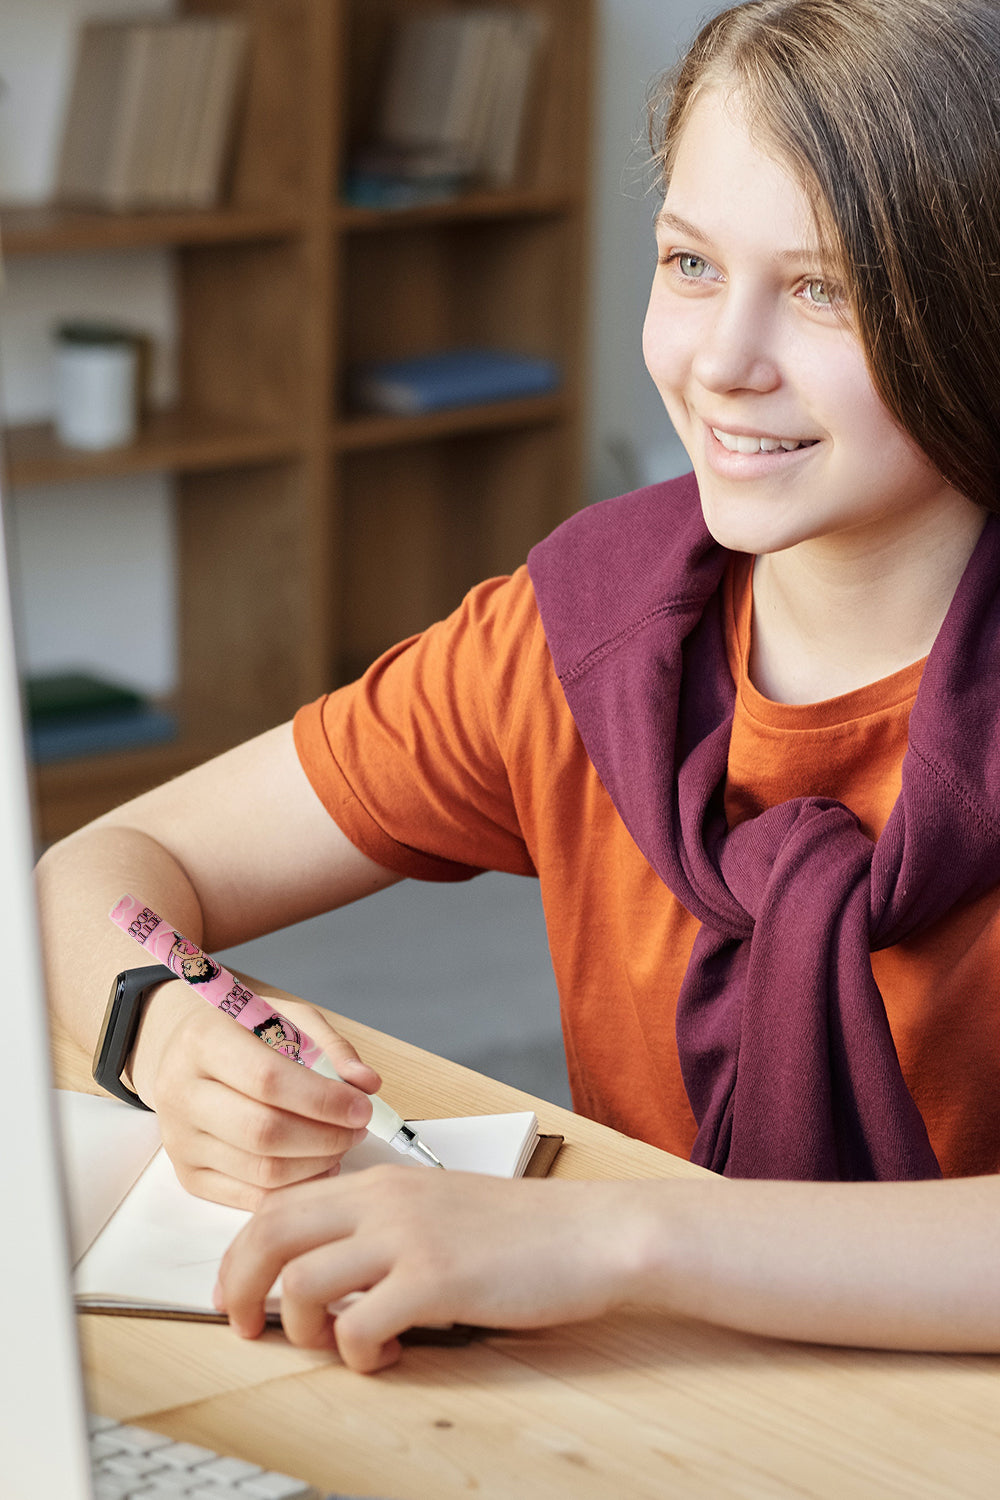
348, 348, 561, 416
24, 672, 177, 765
56, 16, 250, 212
344, 5, 547, 208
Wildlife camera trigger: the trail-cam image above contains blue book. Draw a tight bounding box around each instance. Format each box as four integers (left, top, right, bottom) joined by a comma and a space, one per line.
30, 705, 178, 765
351, 348, 561, 415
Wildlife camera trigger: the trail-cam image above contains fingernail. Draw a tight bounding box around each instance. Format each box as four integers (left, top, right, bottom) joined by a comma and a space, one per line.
348, 1096, 373, 1127
342, 1054, 379, 1079
212, 1280, 225, 1312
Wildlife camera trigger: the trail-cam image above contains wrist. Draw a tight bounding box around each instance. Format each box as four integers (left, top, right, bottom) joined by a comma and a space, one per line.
618, 1180, 719, 1317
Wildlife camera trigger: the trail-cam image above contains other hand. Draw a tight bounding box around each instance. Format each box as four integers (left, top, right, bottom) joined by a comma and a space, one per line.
215, 1167, 644, 1371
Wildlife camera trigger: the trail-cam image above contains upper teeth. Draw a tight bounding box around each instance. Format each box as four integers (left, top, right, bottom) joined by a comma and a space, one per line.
712, 428, 810, 454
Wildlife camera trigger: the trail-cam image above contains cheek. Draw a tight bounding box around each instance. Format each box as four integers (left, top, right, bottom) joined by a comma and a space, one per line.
642, 291, 685, 391
641, 298, 661, 378
800, 341, 881, 446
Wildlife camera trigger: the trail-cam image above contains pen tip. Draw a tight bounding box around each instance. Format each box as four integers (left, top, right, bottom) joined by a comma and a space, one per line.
412, 1140, 446, 1170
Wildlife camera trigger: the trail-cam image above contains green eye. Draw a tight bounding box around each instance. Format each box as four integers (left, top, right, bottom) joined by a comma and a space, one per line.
805, 278, 836, 306
679, 254, 709, 278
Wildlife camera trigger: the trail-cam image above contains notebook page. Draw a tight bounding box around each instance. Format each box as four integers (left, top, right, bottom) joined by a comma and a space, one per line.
345, 1112, 539, 1176
67, 1095, 538, 1313
57, 1090, 162, 1262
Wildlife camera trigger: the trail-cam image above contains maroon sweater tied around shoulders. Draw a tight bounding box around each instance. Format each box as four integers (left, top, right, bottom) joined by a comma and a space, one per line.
528, 473, 1000, 1180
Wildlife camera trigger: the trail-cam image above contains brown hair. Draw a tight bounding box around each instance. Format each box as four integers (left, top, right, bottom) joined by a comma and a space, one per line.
648, 0, 1000, 514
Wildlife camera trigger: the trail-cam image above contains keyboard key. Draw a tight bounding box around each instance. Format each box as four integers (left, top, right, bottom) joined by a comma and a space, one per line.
153, 1440, 219, 1469
93, 1478, 132, 1500
129, 1483, 196, 1498
112, 1424, 176, 1455
91, 1431, 129, 1460
102, 1453, 170, 1479
241, 1474, 323, 1499
88, 1413, 120, 1434
195, 1454, 264, 1483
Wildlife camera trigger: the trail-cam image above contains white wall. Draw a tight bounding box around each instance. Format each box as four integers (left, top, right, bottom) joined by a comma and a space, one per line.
0, 0, 716, 690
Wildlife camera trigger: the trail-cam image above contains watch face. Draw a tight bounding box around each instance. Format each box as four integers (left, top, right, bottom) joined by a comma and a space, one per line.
92, 969, 169, 1109
94, 973, 129, 1077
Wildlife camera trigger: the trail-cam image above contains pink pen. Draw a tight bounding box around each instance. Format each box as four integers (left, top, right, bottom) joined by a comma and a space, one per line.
110, 894, 444, 1167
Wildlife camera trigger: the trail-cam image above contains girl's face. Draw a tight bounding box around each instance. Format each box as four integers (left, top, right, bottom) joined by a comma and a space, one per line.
643, 87, 974, 560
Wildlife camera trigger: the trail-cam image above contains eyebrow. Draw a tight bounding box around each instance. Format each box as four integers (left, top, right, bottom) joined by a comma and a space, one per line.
653, 208, 832, 265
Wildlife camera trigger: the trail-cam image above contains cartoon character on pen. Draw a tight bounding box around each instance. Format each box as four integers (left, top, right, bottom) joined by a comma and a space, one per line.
253, 1013, 305, 1064
167, 934, 222, 985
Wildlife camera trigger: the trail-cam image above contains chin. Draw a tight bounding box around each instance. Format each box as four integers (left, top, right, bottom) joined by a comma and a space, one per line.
699, 504, 787, 556
696, 481, 812, 557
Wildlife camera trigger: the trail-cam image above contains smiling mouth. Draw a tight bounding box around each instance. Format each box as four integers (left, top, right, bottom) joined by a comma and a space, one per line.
711, 427, 818, 455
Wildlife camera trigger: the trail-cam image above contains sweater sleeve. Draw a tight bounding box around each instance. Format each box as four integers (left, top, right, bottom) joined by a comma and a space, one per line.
293, 567, 546, 882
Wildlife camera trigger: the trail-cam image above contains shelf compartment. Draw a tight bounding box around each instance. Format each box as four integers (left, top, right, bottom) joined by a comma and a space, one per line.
179, 237, 323, 430
340, 0, 590, 200
177, 462, 324, 741
4, 411, 304, 488
337, 216, 579, 411
0, 203, 305, 257
334, 421, 576, 675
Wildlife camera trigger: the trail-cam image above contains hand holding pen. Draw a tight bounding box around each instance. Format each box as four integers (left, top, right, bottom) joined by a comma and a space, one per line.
110, 894, 444, 1171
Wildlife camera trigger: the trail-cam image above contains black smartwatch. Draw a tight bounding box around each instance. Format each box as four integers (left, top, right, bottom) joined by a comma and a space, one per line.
93, 965, 176, 1109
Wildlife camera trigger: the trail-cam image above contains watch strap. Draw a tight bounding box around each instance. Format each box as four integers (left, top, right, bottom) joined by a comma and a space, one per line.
92, 964, 176, 1109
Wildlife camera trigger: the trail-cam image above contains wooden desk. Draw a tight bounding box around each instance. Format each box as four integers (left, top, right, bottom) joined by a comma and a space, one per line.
54, 1015, 1000, 1499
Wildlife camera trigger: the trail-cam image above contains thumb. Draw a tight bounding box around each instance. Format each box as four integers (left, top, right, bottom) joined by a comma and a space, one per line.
312, 1018, 382, 1093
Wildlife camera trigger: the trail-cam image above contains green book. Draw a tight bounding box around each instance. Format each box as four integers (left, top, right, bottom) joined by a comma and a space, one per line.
24, 672, 145, 725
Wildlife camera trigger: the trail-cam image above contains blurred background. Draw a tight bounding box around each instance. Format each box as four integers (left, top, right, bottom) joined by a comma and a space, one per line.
0, 0, 713, 1103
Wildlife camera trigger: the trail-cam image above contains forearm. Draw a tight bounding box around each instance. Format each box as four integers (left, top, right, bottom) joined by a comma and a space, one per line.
636, 1174, 1000, 1351
37, 821, 204, 1057
35, 721, 401, 1062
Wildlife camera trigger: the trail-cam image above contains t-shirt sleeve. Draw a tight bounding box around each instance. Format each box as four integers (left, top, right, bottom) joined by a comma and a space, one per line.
293, 567, 545, 882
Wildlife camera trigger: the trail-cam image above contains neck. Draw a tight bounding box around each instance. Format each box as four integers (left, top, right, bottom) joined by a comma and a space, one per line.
749, 501, 988, 705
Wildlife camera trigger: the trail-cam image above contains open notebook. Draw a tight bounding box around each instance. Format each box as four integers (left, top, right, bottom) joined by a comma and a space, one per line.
59, 1090, 559, 1321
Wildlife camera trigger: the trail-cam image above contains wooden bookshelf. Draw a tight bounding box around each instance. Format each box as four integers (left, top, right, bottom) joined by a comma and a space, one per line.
2, 0, 592, 844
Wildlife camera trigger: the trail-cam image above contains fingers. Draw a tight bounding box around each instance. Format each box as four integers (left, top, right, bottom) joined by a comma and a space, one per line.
181, 1165, 277, 1214
216, 1168, 453, 1370
172, 1130, 348, 1204
141, 989, 383, 1204
331, 1277, 419, 1373
180, 1075, 367, 1164
218, 1174, 359, 1336
202, 1011, 375, 1129
281, 1242, 388, 1352
159, 1074, 367, 1209
281, 1002, 382, 1094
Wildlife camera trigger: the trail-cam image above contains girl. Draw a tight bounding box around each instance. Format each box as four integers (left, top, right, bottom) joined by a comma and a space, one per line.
38, 0, 1000, 1371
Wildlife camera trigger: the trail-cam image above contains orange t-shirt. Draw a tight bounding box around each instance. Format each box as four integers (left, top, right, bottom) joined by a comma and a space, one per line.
294, 561, 1000, 1178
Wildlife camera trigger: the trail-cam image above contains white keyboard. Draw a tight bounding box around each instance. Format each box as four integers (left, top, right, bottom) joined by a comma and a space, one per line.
88, 1413, 366, 1500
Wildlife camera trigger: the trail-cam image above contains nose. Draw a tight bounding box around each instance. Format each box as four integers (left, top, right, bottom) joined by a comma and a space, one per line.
691, 291, 781, 395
